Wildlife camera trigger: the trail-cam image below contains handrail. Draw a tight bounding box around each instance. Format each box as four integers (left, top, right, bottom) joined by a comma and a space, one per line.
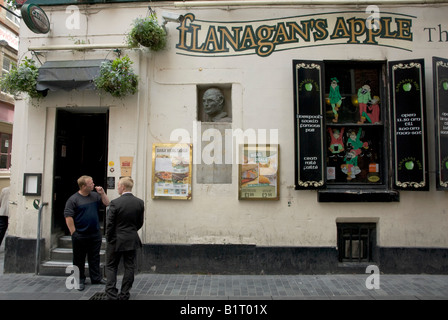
35, 200, 48, 275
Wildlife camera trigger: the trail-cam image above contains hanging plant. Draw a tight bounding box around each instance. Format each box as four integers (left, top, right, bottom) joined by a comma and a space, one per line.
126, 13, 167, 51
94, 55, 138, 98
0, 57, 44, 99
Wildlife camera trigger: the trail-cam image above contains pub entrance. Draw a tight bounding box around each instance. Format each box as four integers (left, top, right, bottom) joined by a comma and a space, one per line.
52, 108, 109, 236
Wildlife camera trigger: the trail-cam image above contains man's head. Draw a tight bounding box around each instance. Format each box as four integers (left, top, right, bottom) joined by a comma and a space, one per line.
203, 88, 225, 117
78, 175, 94, 192
118, 176, 134, 195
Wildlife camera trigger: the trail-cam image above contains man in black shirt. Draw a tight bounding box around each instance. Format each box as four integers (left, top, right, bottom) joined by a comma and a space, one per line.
64, 175, 110, 291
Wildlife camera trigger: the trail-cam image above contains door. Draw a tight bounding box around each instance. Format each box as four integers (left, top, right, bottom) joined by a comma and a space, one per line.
52, 108, 109, 235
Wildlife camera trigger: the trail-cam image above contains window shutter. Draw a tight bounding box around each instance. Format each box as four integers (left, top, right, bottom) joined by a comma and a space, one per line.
389, 59, 429, 191
293, 60, 326, 189
433, 56, 448, 190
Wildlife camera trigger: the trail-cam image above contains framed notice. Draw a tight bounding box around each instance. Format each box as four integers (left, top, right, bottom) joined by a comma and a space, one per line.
152, 143, 192, 200
239, 144, 279, 200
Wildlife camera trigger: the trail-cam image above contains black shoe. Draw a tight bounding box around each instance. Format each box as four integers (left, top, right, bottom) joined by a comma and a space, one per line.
77, 282, 85, 291
118, 293, 130, 300
92, 279, 107, 285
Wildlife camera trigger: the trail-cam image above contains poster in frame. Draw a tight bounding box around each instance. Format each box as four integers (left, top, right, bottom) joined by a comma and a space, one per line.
239, 144, 279, 200
152, 143, 192, 200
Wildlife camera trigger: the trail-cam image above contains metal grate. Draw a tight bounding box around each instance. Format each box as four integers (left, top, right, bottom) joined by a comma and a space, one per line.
89, 292, 108, 300
337, 223, 376, 263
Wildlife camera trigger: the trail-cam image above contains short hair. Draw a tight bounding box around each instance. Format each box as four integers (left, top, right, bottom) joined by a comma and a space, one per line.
77, 175, 92, 189
119, 176, 134, 191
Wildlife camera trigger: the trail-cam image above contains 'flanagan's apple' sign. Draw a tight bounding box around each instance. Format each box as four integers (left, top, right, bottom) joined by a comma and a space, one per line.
176, 11, 414, 57
21, 4, 50, 34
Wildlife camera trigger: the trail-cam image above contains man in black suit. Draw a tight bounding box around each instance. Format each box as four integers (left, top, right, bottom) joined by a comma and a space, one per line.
105, 176, 144, 300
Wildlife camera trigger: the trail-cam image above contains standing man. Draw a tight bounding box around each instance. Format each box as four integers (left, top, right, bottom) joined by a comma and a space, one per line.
64, 175, 110, 291
105, 176, 144, 300
0, 186, 10, 247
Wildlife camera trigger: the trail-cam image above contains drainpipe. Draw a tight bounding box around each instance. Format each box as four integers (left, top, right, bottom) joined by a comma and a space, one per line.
174, 0, 448, 7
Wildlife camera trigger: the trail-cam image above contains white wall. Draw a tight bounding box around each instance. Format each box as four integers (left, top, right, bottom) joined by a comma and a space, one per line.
9, 3, 448, 251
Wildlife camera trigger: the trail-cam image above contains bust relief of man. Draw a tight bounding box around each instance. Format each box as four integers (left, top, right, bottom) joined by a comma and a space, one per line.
202, 88, 232, 122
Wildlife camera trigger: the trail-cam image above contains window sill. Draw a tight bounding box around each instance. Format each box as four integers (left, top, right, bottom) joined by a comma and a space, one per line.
318, 188, 399, 202
337, 262, 378, 271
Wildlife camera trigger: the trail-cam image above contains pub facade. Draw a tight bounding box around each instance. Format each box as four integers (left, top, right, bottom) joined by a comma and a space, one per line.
4, 0, 448, 274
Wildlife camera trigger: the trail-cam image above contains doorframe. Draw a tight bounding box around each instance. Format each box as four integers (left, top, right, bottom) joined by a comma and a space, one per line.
50, 107, 109, 243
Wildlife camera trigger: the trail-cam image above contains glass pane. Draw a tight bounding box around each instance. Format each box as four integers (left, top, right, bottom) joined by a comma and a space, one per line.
345, 240, 365, 259
0, 135, 9, 154
2, 56, 11, 71
326, 126, 382, 184
0, 155, 6, 169
325, 65, 382, 125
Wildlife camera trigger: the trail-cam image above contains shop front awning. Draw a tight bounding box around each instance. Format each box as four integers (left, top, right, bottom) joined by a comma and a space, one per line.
36, 59, 109, 92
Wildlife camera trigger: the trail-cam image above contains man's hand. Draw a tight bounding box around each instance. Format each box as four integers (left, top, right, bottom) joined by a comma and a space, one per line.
65, 217, 76, 235
95, 186, 105, 194
95, 186, 110, 206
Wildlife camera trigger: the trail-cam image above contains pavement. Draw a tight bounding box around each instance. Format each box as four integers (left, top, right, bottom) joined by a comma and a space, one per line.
1, 248, 448, 301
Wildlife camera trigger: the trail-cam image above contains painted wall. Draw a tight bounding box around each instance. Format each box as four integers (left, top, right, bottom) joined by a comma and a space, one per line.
8, 3, 448, 257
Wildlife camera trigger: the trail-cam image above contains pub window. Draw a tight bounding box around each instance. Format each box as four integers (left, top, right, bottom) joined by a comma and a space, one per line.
324, 61, 386, 186
293, 58, 428, 201
337, 223, 377, 263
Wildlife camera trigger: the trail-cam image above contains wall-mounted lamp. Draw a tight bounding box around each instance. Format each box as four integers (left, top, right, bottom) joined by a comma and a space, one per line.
23, 173, 42, 196
161, 11, 185, 31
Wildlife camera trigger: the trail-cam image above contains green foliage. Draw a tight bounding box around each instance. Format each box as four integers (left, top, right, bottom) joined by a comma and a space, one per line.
94, 55, 138, 98
0, 57, 44, 99
127, 13, 167, 51
4, 0, 17, 11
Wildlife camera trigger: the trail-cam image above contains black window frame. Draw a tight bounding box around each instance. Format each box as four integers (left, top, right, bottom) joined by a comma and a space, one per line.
293, 58, 429, 202
322, 60, 389, 190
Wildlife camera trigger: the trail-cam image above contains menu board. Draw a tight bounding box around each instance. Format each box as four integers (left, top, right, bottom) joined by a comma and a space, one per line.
239, 144, 279, 200
152, 143, 192, 199
293, 60, 325, 189
390, 59, 429, 190
433, 57, 448, 190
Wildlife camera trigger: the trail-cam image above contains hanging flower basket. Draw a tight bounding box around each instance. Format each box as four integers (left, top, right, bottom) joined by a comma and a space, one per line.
0, 57, 44, 99
126, 13, 167, 51
94, 55, 138, 98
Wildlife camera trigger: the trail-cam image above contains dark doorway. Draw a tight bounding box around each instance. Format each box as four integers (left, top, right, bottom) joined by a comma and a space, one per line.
52, 108, 109, 235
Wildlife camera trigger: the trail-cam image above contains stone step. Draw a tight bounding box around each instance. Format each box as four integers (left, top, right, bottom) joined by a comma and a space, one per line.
50, 247, 106, 262
40, 236, 107, 276
58, 236, 107, 249
39, 260, 105, 277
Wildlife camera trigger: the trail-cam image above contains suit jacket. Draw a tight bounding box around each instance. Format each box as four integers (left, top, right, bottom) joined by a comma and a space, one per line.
106, 193, 144, 252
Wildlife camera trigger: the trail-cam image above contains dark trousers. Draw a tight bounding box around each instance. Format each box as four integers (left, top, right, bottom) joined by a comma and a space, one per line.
71, 231, 102, 283
105, 245, 137, 300
0, 216, 8, 247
